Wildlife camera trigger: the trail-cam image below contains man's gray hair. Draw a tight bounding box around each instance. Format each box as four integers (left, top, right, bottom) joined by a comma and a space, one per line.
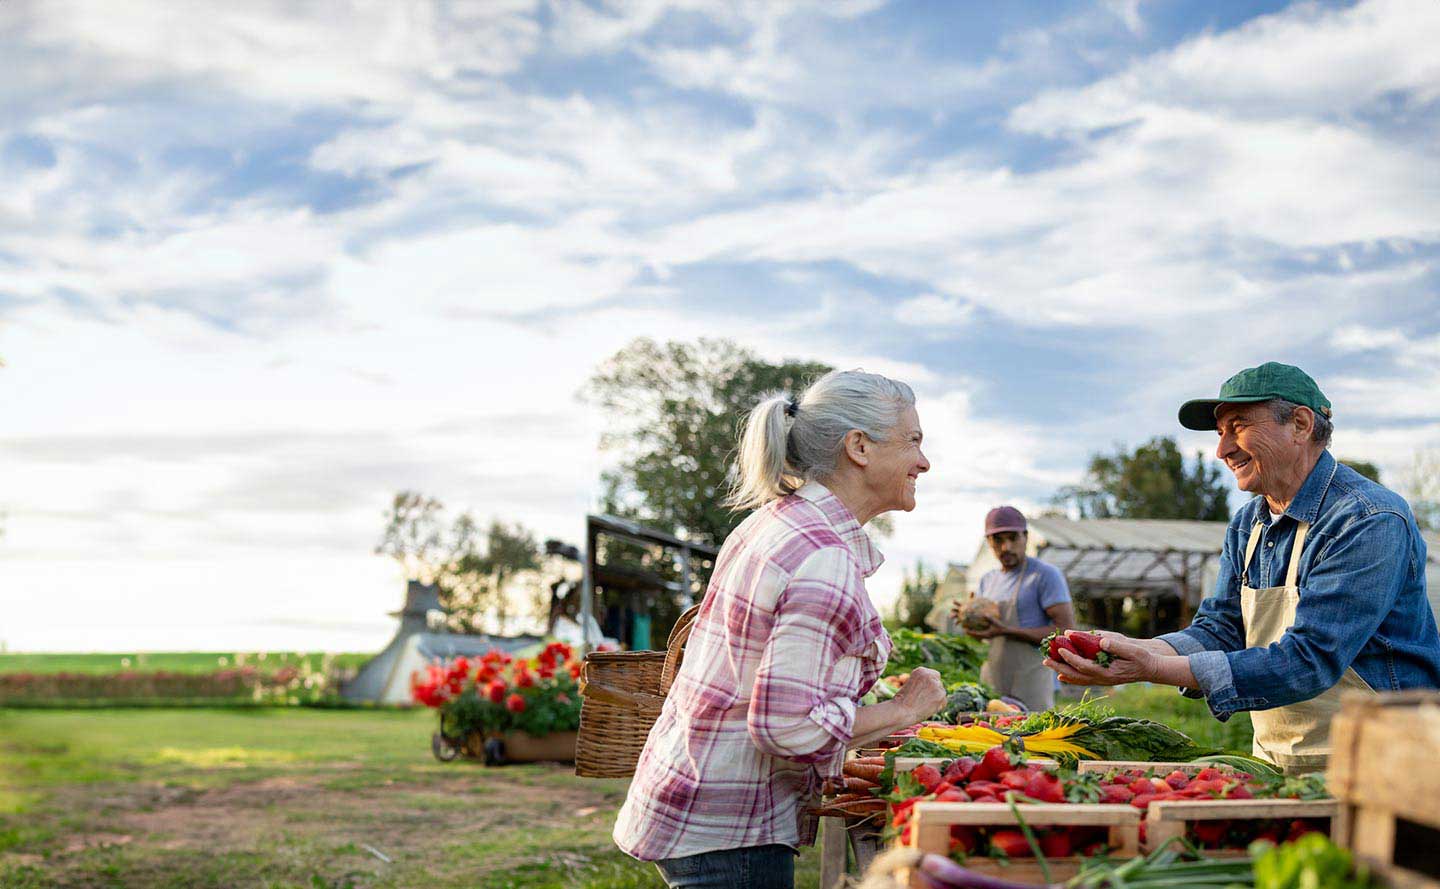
1268, 398, 1333, 447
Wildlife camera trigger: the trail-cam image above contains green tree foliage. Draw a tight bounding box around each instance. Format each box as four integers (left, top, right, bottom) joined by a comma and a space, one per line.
893, 559, 939, 630
1338, 459, 1381, 483
375, 491, 540, 632
1405, 448, 1440, 532
1052, 436, 1231, 520
584, 338, 833, 547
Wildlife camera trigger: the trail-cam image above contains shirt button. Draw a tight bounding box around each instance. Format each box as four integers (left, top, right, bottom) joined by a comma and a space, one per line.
1267, 541, 1274, 547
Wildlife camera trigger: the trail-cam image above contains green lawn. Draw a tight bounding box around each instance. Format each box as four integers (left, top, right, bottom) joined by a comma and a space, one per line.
0, 708, 823, 888
0, 652, 372, 676
1099, 683, 1255, 753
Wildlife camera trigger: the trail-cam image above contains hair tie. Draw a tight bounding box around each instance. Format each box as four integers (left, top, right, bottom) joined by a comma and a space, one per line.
784, 399, 798, 418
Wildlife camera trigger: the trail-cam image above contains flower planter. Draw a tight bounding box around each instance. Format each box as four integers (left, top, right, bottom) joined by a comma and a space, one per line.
464, 729, 577, 765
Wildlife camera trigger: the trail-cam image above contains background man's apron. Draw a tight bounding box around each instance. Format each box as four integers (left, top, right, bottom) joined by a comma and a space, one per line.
979, 564, 1055, 711
1240, 520, 1374, 775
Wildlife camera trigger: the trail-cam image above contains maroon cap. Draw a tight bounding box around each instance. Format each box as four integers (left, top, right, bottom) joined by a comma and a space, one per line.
984, 506, 1027, 536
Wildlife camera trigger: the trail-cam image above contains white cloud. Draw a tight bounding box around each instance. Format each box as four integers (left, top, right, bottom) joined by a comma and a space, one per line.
894, 294, 974, 327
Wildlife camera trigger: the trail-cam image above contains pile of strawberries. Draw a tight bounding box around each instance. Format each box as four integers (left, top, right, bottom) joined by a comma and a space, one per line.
882, 745, 1327, 857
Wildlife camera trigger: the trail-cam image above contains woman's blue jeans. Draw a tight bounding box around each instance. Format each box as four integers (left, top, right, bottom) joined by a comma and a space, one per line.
653, 843, 796, 888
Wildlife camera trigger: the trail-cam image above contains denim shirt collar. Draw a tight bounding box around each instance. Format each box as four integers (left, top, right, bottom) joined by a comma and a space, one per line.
795, 481, 884, 578
1283, 450, 1338, 525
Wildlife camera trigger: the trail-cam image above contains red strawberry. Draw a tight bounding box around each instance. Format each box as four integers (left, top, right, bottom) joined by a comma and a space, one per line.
1192, 820, 1229, 846
1130, 793, 1158, 810
1099, 785, 1134, 805
949, 826, 978, 853
933, 781, 955, 795
1040, 830, 1073, 858
1065, 631, 1113, 666
912, 765, 943, 793
1128, 778, 1154, 796
1023, 773, 1065, 804
1165, 770, 1191, 790
1225, 784, 1254, 800
1195, 767, 1224, 782
943, 757, 977, 784
1049, 635, 1080, 661
972, 746, 1012, 782
1000, 770, 1030, 790
968, 791, 998, 803
937, 789, 970, 802
989, 830, 1032, 858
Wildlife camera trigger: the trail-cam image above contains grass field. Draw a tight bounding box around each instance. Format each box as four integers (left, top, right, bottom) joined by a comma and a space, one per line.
0, 707, 824, 888
0, 652, 372, 675
0, 682, 1250, 888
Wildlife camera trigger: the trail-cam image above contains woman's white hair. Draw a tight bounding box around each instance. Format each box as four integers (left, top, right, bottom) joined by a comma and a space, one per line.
725, 369, 915, 511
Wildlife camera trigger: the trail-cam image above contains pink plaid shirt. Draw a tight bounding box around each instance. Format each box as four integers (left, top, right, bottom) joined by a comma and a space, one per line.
613, 482, 892, 861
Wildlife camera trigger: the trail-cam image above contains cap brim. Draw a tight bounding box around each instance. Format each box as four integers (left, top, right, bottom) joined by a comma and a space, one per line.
1177, 396, 1273, 430
986, 524, 1026, 536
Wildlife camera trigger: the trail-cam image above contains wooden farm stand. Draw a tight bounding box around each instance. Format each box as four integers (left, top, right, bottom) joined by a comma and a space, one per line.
1329, 691, 1440, 889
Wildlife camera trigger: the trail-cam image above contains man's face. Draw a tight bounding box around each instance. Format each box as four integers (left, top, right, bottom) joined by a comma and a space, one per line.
988, 530, 1026, 569
1214, 402, 1308, 496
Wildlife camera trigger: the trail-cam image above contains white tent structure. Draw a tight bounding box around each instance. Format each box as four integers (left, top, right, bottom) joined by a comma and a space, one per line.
341, 580, 542, 705
941, 518, 1440, 635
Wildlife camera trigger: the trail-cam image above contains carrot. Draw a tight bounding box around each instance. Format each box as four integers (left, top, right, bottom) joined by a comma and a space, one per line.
843, 763, 885, 781
845, 776, 879, 793
849, 756, 888, 765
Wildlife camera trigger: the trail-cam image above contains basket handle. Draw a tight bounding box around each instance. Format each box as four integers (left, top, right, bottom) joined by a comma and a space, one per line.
660, 604, 701, 692
577, 662, 668, 710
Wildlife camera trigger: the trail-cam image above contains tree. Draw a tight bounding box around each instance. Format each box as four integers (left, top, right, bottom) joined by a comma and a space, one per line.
893, 560, 938, 630
1052, 437, 1231, 521
1339, 459, 1382, 483
584, 338, 834, 547
1405, 448, 1440, 532
375, 491, 541, 633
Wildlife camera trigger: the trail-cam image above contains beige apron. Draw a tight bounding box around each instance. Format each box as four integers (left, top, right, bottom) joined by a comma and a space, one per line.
1241, 520, 1375, 775
979, 564, 1055, 711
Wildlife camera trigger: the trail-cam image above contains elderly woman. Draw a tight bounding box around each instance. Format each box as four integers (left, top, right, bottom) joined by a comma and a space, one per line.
613, 369, 947, 889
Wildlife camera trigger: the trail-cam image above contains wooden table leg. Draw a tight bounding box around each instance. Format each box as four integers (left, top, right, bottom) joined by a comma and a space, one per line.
820, 816, 848, 889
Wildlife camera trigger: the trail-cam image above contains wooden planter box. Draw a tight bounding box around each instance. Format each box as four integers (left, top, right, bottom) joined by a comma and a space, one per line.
904, 802, 1141, 885
1145, 798, 1337, 854
465, 729, 577, 764
1329, 691, 1440, 889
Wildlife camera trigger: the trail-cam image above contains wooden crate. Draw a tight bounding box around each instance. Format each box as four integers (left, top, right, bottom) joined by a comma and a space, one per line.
1328, 691, 1440, 889
1145, 798, 1338, 853
904, 802, 1140, 884
1076, 760, 1249, 776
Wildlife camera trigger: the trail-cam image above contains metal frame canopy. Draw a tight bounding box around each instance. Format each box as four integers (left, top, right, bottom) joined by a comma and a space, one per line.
579, 514, 719, 654
967, 517, 1228, 629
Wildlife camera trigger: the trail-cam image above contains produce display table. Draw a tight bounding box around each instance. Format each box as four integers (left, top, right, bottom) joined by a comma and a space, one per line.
819, 816, 883, 889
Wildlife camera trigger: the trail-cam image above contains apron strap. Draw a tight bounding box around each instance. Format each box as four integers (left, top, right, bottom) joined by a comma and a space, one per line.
1241, 522, 1264, 588
1284, 521, 1310, 589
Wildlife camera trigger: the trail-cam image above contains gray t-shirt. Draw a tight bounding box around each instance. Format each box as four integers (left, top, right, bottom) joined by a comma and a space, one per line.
978, 558, 1071, 628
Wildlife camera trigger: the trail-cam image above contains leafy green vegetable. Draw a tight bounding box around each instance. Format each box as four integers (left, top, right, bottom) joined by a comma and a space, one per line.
1252, 834, 1376, 889
885, 629, 987, 686
889, 737, 957, 759
1071, 717, 1207, 762
1254, 773, 1329, 800
939, 683, 991, 721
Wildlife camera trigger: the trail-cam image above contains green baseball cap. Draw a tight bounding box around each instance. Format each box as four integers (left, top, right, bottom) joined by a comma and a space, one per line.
1178, 362, 1332, 431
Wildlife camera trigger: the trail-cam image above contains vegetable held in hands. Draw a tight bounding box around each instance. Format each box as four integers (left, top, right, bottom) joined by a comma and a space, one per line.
1039, 631, 1112, 667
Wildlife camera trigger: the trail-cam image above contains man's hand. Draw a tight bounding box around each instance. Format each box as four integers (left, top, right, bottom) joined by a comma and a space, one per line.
965, 621, 1010, 640
892, 666, 946, 722
1043, 633, 1157, 686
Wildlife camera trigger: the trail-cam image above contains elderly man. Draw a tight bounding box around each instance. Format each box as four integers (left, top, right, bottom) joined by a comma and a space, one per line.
1046, 362, 1440, 774
954, 506, 1075, 710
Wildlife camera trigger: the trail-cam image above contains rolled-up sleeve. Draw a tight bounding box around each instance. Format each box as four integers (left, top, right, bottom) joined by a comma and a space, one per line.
747, 547, 868, 765
1206, 512, 1409, 716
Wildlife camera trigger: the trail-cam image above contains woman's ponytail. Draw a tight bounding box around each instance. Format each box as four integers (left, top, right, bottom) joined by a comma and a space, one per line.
724, 393, 799, 511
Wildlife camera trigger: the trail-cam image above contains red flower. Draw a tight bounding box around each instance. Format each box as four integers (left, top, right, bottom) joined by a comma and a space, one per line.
485, 680, 506, 703
537, 665, 555, 680
452, 656, 470, 676
515, 670, 535, 688
505, 693, 526, 713
476, 666, 497, 684
482, 650, 503, 665
568, 663, 582, 680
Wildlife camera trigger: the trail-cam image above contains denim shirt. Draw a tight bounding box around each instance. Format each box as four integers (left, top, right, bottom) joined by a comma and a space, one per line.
1159, 451, 1440, 719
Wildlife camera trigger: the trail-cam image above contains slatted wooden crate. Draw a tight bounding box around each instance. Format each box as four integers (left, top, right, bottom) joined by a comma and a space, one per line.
1076, 760, 1249, 776
891, 756, 1058, 771
904, 802, 1141, 884
1328, 691, 1440, 889
1145, 798, 1338, 853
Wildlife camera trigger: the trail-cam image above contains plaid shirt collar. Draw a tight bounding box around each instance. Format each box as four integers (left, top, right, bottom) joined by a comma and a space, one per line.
795, 481, 884, 578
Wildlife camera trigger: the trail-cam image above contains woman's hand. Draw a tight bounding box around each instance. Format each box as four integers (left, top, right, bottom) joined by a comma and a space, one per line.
1043, 634, 1157, 686
892, 666, 946, 722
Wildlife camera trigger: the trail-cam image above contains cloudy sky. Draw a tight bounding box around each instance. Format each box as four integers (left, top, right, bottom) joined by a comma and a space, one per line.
2, 0, 1437, 652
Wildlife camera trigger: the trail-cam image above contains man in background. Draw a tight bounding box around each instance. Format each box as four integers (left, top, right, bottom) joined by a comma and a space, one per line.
954, 506, 1075, 710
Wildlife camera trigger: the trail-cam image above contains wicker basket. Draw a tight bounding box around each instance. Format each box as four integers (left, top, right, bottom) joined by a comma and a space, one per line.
574, 604, 698, 778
